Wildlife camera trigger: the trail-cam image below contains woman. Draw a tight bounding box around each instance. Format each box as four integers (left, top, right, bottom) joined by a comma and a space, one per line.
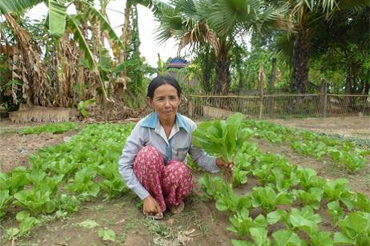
118, 75, 231, 219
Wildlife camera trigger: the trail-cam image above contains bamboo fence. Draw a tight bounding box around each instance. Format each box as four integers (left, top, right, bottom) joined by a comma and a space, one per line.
185, 93, 370, 120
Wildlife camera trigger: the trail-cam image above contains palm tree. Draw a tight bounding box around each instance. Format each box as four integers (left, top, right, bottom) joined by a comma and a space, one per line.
154, 0, 287, 94
286, 0, 369, 93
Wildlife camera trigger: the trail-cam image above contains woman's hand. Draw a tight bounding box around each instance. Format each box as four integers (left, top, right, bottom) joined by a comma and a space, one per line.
143, 195, 162, 216
216, 158, 234, 170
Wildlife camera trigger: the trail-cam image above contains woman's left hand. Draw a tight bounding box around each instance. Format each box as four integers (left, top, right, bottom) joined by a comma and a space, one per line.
216, 158, 234, 170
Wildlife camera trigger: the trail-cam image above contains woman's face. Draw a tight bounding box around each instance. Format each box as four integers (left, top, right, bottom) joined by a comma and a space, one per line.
148, 84, 181, 124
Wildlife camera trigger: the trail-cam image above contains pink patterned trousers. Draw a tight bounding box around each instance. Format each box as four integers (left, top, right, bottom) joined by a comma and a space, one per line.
133, 146, 193, 212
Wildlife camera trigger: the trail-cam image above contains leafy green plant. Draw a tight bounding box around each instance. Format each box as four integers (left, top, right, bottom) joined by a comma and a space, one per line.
228, 209, 267, 238
355, 193, 370, 212
334, 212, 370, 246
78, 99, 95, 118
7, 167, 31, 195
215, 182, 251, 214
232, 227, 271, 246
309, 231, 333, 246
21, 122, 79, 135
13, 187, 56, 214
98, 228, 116, 242
292, 187, 323, 210
193, 113, 253, 163
295, 167, 326, 191
198, 174, 225, 201
329, 148, 367, 173
55, 194, 80, 214
4, 211, 40, 241
65, 168, 100, 201
251, 186, 294, 213
272, 229, 304, 246
323, 178, 350, 202
0, 189, 12, 217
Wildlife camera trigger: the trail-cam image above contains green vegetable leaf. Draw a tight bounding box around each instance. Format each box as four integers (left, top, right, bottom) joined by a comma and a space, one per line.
272, 229, 303, 246
78, 219, 99, 228
98, 228, 116, 241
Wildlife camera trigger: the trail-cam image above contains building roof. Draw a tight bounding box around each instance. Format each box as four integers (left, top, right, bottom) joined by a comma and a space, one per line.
167, 57, 188, 69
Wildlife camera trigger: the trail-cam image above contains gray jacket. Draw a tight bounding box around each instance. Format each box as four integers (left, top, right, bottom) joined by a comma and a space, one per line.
118, 113, 219, 200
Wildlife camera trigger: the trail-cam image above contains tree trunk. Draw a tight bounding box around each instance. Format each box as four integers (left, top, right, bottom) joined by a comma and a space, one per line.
120, 1, 132, 63
290, 29, 309, 93
214, 43, 231, 94
202, 45, 213, 93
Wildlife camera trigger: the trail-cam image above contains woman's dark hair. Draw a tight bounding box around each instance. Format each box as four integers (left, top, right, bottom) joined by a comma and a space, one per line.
147, 75, 182, 99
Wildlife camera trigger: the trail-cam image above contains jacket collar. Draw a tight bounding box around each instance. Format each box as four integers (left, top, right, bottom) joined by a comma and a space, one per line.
140, 112, 189, 132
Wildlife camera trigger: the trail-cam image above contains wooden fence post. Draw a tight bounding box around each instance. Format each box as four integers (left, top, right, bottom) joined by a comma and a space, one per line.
188, 97, 193, 117
258, 66, 265, 119
320, 80, 327, 117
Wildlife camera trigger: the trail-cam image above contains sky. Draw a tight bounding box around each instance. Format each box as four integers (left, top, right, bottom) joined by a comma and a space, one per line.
26, 0, 178, 67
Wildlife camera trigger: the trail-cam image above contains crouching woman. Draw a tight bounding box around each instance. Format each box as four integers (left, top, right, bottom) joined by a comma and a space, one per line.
118, 75, 230, 219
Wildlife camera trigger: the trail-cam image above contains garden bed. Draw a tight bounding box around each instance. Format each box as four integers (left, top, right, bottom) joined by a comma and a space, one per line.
0, 116, 369, 245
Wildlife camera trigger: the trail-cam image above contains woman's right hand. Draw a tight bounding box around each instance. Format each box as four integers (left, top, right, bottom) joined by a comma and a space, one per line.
143, 195, 162, 216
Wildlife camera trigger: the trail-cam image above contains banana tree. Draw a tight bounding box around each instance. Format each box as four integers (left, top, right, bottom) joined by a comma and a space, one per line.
1, 0, 125, 103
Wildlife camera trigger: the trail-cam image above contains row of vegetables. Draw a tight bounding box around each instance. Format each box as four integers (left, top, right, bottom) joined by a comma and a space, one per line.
243, 120, 369, 173
1, 115, 369, 244
192, 113, 370, 246
0, 124, 134, 240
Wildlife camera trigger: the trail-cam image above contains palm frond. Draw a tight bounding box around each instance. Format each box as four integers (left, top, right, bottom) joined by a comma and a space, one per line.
155, 15, 184, 43
208, 0, 262, 37
145, 0, 176, 18
178, 21, 220, 55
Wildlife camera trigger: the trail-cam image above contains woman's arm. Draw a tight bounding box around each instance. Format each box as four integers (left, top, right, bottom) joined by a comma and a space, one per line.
118, 124, 150, 200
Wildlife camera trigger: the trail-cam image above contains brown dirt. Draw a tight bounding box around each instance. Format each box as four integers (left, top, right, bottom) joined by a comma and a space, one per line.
268, 116, 370, 139
0, 119, 79, 173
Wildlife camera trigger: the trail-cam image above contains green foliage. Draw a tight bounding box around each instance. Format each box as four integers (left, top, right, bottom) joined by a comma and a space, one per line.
13, 187, 56, 214
1, 123, 133, 240
78, 99, 95, 118
272, 229, 304, 246
0, 189, 12, 218
251, 186, 294, 213
193, 113, 252, 163
98, 228, 116, 242
21, 122, 79, 135
334, 212, 370, 246
195, 115, 370, 245
65, 168, 100, 201
228, 210, 267, 238
245, 119, 369, 173
292, 187, 323, 210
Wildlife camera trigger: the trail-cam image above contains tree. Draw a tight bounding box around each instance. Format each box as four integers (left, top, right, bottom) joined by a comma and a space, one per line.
283, 0, 370, 93
0, 0, 125, 105
310, 5, 370, 95
154, 0, 286, 94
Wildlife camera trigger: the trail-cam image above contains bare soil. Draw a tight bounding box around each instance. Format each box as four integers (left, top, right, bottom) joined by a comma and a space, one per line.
268, 116, 370, 139
1, 116, 369, 245
0, 119, 79, 173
